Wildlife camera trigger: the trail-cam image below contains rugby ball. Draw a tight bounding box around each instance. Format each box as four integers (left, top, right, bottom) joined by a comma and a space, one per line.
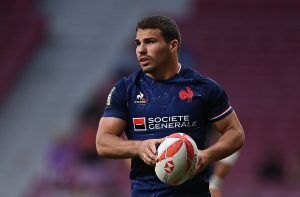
155, 133, 198, 185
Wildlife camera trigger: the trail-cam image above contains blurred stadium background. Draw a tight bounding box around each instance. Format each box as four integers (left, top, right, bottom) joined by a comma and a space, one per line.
0, 0, 299, 196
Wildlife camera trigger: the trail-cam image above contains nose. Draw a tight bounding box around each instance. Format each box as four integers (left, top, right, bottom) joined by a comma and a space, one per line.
137, 43, 147, 55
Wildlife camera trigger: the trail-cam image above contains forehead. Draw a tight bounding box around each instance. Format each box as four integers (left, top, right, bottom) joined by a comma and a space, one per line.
136, 28, 163, 40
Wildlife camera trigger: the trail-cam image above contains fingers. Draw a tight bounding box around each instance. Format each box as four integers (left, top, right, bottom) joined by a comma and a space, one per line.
150, 138, 165, 154
155, 137, 165, 144
138, 141, 156, 166
149, 138, 165, 158
141, 152, 156, 166
146, 144, 157, 161
140, 146, 157, 166
195, 150, 209, 176
191, 150, 204, 178
138, 138, 165, 166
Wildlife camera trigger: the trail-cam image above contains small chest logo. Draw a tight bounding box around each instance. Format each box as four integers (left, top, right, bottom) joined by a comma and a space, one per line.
179, 87, 193, 102
133, 117, 147, 131
134, 91, 148, 104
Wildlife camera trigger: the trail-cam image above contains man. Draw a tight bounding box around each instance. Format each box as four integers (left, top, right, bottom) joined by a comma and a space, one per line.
96, 15, 244, 196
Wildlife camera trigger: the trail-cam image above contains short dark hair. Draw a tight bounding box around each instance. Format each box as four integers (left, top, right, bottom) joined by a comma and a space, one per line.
136, 15, 181, 45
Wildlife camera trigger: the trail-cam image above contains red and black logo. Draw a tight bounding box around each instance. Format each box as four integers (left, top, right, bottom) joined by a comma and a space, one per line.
164, 160, 175, 173
179, 87, 193, 102
133, 117, 146, 131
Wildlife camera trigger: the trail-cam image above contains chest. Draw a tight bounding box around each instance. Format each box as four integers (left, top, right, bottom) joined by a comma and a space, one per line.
125, 80, 210, 142
128, 82, 206, 119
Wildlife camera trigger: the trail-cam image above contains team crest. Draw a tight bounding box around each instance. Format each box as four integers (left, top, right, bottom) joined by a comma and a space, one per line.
179, 87, 193, 103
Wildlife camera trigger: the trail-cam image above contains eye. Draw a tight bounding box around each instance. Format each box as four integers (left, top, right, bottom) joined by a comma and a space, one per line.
146, 39, 155, 44
134, 40, 141, 46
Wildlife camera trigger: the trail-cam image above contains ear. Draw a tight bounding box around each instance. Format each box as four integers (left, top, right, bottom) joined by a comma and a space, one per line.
170, 40, 179, 53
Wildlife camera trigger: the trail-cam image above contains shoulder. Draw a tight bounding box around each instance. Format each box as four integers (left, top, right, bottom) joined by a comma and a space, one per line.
114, 69, 143, 91
182, 66, 223, 89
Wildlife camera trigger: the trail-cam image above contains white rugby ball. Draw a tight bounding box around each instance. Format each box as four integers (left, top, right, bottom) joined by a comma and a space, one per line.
155, 133, 198, 185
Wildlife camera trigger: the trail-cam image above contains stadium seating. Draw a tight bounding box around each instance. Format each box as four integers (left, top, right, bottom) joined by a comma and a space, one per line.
178, 0, 300, 195
0, 1, 46, 104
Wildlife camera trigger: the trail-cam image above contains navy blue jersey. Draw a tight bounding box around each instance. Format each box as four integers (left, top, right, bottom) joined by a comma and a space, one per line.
103, 65, 233, 196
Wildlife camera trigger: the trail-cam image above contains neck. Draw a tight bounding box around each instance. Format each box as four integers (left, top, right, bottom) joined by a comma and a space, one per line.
146, 59, 181, 80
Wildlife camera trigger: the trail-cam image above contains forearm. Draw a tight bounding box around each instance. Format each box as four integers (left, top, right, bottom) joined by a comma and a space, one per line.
203, 128, 244, 166
96, 132, 139, 159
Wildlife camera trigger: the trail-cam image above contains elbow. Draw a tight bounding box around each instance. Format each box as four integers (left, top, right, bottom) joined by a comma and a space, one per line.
96, 143, 110, 157
96, 136, 108, 157
236, 128, 245, 150
96, 143, 104, 157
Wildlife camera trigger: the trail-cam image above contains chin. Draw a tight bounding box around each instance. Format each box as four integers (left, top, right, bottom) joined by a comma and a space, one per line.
142, 65, 155, 73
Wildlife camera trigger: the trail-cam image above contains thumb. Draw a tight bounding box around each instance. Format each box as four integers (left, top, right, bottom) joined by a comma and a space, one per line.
151, 138, 165, 155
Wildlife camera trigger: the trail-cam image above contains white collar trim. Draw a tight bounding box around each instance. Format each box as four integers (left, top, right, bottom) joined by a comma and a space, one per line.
177, 63, 182, 74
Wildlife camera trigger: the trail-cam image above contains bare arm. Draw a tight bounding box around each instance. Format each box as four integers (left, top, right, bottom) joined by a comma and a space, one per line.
96, 117, 164, 165
96, 117, 135, 158
196, 112, 245, 173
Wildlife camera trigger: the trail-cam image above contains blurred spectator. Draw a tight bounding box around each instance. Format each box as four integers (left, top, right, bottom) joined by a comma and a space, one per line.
257, 151, 284, 183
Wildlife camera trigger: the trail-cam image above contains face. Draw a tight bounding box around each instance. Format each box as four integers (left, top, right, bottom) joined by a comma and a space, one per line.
135, 28, 172, 74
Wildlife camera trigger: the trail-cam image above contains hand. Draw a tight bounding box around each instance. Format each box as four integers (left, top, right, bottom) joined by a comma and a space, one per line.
194, 150, 209, 176
137, 138, 165, 166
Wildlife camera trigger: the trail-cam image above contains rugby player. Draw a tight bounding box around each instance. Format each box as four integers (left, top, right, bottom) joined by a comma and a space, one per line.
96, 15, 245, 196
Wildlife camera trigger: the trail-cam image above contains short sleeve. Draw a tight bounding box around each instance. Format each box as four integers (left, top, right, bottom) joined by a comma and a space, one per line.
207, 80, 233, 122
102, 80, 128, 121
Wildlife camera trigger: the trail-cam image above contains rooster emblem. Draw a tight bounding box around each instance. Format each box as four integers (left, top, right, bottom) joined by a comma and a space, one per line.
179, 87, 193, 102
137, 92, 144, 101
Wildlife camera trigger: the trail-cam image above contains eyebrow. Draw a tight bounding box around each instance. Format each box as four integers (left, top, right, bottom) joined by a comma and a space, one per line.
135, 37, 157, 44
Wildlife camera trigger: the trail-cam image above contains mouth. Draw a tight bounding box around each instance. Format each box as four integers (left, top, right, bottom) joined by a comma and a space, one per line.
139, 57, 151, 66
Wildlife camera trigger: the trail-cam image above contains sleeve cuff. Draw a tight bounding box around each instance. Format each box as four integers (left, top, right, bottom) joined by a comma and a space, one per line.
209, 106, 233, 122
102, 111, 128, 122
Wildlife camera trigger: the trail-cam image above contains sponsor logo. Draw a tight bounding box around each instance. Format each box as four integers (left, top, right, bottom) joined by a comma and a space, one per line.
164, 160, 175, 173
179, 87, 193, 102
133, 115, 197, 131
163, 172, 169, 182
106, 87, 116, 106
133, 117, 146, 131
134, 91, 148, 104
